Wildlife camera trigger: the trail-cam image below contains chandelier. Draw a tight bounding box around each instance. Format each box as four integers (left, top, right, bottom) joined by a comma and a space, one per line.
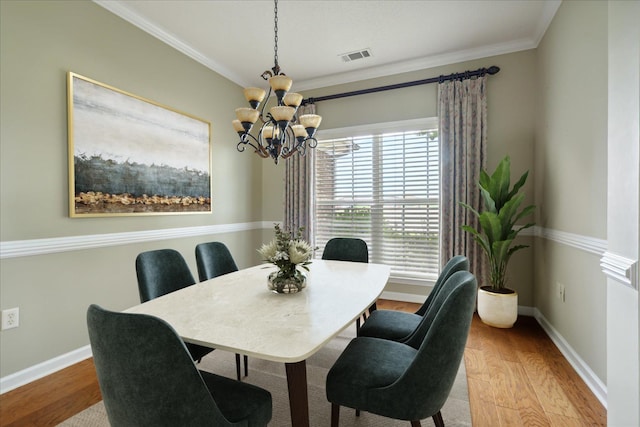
232, 0, 322, 165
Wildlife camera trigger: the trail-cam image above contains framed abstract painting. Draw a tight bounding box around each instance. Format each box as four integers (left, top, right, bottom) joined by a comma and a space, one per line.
67, 72, 212, 217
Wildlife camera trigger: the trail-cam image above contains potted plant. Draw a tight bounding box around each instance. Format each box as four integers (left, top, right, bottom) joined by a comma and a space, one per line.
460, 156, 535, 328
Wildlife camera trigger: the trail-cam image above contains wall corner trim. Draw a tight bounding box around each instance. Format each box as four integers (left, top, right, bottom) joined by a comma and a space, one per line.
600, 251, 638, 290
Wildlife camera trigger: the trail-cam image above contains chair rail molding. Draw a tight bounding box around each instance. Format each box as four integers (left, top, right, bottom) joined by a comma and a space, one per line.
600, 251, 638, 290
0, 222, 275, 259
532, 226, 607, 256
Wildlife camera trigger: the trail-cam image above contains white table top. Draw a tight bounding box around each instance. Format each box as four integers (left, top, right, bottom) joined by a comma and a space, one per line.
125, 260, 390, 363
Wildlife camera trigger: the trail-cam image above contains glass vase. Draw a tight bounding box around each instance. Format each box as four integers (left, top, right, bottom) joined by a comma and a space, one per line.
267, 270, 307, 294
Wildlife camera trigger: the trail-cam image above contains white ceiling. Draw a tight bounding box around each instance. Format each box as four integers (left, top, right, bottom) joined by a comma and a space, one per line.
95, 0, 561, 91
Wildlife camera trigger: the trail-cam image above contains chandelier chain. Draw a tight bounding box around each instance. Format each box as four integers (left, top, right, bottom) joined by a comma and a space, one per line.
273, 0, 279, 69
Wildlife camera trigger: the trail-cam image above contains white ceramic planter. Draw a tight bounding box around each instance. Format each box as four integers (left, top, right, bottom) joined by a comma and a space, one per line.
477, 286, 518, 328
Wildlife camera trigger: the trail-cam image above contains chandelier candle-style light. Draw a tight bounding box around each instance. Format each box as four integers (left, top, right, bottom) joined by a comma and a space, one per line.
232, 0, 321, 164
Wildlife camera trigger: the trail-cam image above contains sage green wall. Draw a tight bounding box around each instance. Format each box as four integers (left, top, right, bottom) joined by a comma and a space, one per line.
0, 1, 266, 376
262, 50, 537, 303
534, 1, 608, 382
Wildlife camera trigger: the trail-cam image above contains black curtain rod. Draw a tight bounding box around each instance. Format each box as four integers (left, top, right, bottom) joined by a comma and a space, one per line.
302, 65, 500, 105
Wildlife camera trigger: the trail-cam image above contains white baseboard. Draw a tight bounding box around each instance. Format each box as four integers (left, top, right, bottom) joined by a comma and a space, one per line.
0, 345, 92, 394
379, 291, 427, 304
533, 308, 608, 408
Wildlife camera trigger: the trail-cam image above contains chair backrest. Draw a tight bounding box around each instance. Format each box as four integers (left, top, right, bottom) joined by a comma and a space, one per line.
415, 255, 469, 316
135, 249, 196, 303
195, 242, 239, 282
403, 269, 474, 349
321, 238, 369, 263
368, 271, 477, 421
87, 304, 230, 426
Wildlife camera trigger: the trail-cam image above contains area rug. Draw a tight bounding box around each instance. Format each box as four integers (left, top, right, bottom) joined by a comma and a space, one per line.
58, 326, 471, 427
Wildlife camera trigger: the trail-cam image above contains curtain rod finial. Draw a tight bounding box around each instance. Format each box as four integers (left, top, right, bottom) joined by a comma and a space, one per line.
487, 66, 500, 75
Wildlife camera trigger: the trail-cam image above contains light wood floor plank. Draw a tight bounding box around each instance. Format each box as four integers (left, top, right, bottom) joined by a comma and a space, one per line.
486, 355, 519, 409
463, 348, 491, 382
496, 405, 524, 427
467, 377, 500, 427
518, 350, 581, 419
507, 360, 552, 426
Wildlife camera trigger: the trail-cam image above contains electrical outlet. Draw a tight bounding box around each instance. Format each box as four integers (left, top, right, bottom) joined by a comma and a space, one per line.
557, 283, 565, 302
1, 307, 19, 330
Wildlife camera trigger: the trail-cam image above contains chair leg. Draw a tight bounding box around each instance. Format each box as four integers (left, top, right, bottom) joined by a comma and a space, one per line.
432, 410, 444, 427
356, 317, 361, 336
235, 353, 241, 381
331, 403, 340, 427
244, 354, 249, 377
410, 421, 421, 427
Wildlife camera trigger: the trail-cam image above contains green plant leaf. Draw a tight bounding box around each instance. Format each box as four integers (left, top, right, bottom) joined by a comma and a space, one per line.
507, 244, 529, 258
478, 212, 502, 244
492, 240, 512, 264
488, 156, 511, 209
480, 187, 497, 213
497, 193, 524, 232
514, 205, 536, 223
479, 169, 491, 189
508, 170, 529, 200
459, 202, 481, 218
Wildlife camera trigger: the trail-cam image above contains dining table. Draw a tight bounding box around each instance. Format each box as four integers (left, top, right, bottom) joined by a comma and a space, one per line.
125, 258, 390, 427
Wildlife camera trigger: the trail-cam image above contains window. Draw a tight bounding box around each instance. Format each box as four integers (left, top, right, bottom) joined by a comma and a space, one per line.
313, 118, 440, 285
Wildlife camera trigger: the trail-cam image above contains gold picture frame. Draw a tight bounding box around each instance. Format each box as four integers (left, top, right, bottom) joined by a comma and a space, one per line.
67, 72, 212, 217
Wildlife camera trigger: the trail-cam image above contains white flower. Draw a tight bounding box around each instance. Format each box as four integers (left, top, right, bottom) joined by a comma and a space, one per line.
258, 240, 278, 262
289, 240, 313, 264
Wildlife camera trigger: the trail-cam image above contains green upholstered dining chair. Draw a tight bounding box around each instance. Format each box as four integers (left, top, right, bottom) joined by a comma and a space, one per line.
358, 255, 469, 342
87, 304, 272, 427
321, 237, 373, 332
195, 241, 248, 380
195, 241, 239, 282
325, 271, 477, 427
321, 237, 369, 264
135, 249, 215, 365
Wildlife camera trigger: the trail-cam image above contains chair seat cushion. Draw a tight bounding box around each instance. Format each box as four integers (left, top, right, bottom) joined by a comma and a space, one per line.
326, 337, 417, 410
359, 310, 422, 341
201, 371, 272, 427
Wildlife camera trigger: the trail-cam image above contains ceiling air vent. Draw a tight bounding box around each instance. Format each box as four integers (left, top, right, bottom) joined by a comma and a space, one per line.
340, 48, 372, 63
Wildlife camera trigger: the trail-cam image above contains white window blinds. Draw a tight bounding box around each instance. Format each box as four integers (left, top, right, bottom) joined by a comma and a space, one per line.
313, 120, 440, 284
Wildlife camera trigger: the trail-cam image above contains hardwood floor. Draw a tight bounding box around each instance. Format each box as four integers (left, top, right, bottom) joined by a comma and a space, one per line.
0, 300, 606, 426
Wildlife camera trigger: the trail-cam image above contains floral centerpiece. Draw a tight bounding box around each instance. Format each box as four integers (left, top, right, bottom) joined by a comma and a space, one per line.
258, 224, 314, 293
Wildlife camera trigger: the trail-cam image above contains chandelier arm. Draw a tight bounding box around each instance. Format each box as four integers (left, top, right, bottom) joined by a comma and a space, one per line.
279, 124, 295, 157
258, 87, 274, 123
237, 133, 269, 158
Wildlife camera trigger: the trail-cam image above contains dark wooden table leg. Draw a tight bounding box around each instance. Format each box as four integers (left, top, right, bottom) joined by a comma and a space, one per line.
285, 361, 309, 427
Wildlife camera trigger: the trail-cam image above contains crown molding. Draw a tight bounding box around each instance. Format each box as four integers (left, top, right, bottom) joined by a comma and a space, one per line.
534, 0, 563, 46
295, 37, 538, 92
92, 0, 560, 92
92, 0, 250, 87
